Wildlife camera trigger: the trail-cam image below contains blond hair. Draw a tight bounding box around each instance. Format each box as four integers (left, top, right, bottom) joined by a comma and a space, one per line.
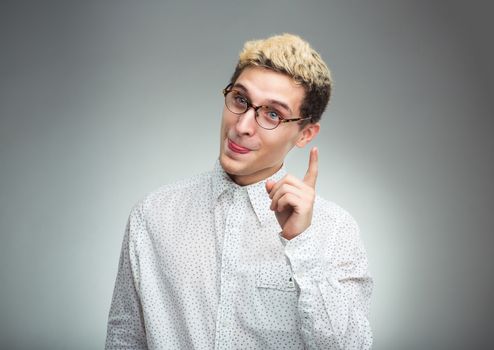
229, 33, 332, 124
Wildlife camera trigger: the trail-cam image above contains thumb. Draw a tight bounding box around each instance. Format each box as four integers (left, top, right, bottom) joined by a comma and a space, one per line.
265, 179, 275, 193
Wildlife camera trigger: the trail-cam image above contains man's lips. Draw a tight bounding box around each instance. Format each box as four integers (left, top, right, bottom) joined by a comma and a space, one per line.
228, 139, 251, 154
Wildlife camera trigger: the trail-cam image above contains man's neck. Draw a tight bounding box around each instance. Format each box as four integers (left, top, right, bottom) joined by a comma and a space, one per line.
227, 163, 284, 186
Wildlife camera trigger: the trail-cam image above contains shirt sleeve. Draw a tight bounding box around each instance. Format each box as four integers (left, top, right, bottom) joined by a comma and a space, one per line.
105, 203, 148, 349
281, 210, 373, 349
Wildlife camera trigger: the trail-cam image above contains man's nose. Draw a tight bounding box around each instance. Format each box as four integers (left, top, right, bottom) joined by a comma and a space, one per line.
234, 107, 257, 136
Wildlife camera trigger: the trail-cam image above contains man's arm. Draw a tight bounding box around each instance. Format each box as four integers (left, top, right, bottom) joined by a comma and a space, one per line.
266, 148, 373, 349
282, 214, 373, 349
105, 204, 147, 349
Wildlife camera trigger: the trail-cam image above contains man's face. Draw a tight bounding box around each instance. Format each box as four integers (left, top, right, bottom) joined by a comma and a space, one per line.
219, 66, 310, 186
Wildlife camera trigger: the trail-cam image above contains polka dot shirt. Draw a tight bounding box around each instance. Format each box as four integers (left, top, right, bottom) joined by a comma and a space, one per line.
105, 160, 373, 349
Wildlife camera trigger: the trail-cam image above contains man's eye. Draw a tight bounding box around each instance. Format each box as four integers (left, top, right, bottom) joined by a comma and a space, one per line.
234, 94, 248, 105
266, 109, 280, 120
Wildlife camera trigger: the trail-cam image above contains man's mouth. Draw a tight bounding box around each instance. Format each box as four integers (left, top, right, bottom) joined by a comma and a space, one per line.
228, 139, 251, 154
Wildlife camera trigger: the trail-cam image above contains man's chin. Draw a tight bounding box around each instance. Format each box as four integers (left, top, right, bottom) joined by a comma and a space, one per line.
219, 153, 243, 175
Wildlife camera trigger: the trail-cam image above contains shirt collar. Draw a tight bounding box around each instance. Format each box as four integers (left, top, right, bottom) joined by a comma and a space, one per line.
210, 159, 287, 226
211, 159, 238, 203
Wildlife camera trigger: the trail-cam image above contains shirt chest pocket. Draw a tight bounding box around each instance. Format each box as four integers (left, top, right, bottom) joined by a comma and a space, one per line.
255, 262, 300, 331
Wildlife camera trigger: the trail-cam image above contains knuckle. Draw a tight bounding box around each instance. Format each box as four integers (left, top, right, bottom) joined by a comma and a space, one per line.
285, 174, 295, 182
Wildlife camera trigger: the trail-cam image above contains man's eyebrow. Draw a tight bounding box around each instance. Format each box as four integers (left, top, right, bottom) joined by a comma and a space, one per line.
232, 83, 248, 94
232, 82, 292, 114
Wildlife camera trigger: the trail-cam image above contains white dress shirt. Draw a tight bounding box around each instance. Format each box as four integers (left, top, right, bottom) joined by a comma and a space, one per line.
105, 160, 373, 349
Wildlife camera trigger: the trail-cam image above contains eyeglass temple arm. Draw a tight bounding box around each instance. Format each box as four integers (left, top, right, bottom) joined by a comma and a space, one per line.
280, 116, 313, 124
222, 83, 234, 95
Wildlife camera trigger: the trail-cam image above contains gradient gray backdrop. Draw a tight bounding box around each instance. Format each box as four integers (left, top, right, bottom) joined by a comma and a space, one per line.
1, 1, 493, 349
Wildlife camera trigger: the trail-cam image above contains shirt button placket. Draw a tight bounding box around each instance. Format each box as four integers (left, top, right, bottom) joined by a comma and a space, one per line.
215, 188, 242, 349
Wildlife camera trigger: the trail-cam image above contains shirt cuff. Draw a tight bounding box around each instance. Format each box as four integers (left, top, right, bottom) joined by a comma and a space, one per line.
278, 224, 313, 246
278, 225, 325, 283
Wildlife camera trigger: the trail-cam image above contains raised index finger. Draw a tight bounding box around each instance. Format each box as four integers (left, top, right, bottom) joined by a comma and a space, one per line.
303, 147, 318, 188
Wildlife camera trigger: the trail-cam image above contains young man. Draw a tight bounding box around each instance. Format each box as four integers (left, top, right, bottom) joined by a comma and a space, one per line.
106, 34, 373, 349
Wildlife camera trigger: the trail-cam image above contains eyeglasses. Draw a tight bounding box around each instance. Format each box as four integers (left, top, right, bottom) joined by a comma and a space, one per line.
222, 84, 312, 130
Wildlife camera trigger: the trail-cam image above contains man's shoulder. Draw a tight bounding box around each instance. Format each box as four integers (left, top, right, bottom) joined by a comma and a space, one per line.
314, 195, 360, 233
303, 196, 365, 257
134, 170, 214, 214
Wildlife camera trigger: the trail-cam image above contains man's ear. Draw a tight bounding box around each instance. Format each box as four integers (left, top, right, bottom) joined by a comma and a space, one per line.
296, 122, 320, 148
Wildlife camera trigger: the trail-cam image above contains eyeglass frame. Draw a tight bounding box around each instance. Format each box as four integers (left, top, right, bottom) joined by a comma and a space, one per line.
222, 84, 312, 130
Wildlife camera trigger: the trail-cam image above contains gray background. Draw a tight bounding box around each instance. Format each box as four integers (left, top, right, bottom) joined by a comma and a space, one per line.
1, 0, 493, 349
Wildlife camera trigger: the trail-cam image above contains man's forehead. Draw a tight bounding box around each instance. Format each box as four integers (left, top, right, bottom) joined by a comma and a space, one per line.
232, 82, 292, 113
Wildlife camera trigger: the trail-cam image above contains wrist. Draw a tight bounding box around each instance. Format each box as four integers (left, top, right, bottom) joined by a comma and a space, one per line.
281, 230, 300, 240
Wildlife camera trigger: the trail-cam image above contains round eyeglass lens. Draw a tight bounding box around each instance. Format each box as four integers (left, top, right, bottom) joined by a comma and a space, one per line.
226, 91, 248, 114
256, 106, 280, 129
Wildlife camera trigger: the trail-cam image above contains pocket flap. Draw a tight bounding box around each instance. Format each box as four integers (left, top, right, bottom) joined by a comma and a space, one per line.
256, 262, 296, 291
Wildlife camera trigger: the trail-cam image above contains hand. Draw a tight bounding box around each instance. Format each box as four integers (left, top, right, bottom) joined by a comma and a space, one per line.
266, 147, 318, 240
